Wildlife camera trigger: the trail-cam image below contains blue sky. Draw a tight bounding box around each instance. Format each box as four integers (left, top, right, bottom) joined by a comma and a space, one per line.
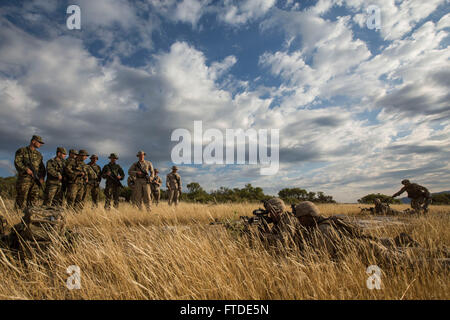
0, 0, 449, 202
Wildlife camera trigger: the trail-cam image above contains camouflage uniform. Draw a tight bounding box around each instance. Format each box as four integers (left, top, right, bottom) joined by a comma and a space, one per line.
392, 180, 431, 213
102, 154, 124, 210
14, 137, 46, 210
167, 166, 181, 206
83, 156, 102, 207
373, 199, 402, 215
128, 154, 154, 211
293, 201, 416, 265
151, 171, 162, 205
43, 147, 66, 206
65, 151, 89, 211
61, 149, 78, 205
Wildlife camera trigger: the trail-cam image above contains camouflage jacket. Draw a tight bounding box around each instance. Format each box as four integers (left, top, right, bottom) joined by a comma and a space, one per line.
101, 163, 124, 185
151, 175, 162, 189
46, 157, 65, 185
393, 183, 430, 199
166, 172, 181, 190
14, 146, 46, 180
86, 163, 102, 186
64, 159, 89, 184
128, 160, 154, 180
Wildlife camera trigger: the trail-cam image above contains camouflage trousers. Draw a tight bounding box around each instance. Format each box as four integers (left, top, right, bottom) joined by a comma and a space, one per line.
132, 178, 151, 211
66, 183, 86, 212
151, 187, 160, 205
82, 184, 100, 207
15, 177, 41, 210
168, 189, 180, 206
104, 183, 121, 210
411, 196, 431, 213
43, 182, 63, 206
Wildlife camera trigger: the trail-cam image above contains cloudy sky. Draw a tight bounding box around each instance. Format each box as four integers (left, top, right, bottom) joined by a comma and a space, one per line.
0, 0, 449, 202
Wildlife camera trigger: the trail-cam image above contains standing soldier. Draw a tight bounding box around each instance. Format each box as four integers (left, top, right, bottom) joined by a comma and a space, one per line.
14, 135, 46, 210
43, 147, 67, 206
65, 150, 89, 211
166, 166, 182, 206
128, 151, 154, 212
83, 154, 102, 207
61, 149, 78, 205
392, 179, 432, 213
151, 169, 162, 206
102, 153, 124, 210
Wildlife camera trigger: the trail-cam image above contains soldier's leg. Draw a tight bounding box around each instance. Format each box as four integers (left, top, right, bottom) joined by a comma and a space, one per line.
43, 184, 58, 206
423, 197, 431, 213
66, 184, 77, 209
142, 184, 151, 212
134, 180, 143, 209
91, 186, 99, 207
168, 189, 174, 205
113, 185, 120, 209
74, 184, 85, 212
174, 190, 179, 206
104, 185, 112, 210
15, 179, 31, 210
26, 182, 41, 207
82, 184, 90, 202
410, 199, 420, 212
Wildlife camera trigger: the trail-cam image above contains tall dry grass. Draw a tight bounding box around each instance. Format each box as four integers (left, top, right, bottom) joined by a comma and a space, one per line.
0, 199, 448, 299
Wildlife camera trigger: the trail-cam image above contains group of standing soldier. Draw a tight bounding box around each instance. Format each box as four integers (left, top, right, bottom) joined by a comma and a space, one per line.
13, 135, 182, 212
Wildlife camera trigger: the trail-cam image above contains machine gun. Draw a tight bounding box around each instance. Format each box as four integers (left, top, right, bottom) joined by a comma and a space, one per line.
109, 171, 123, 188
137, 162, 151, 184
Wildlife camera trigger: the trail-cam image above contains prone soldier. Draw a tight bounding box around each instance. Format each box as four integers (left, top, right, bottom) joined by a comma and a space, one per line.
14, 135, 46, 210
102, 153, 124, 210
151, 169, 162, 206
83, 154, 102, 207
128, 151, 154, 212
65, 149, 89, 212
43, 147, 67, 206
167, 166, 182, 206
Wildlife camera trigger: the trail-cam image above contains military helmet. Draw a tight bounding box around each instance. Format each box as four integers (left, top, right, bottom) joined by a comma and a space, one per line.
136, 150, 146, 156
293, 201, 320, 218
78, 149, 89, 156
56, 147, 67, 154
401, 179, 410, 185
31, 135, 44, 144
172, 166, 178, 170
69, 149, 78, 155
109, 153, 119, 159
90, 154, 98, 160
263, 198, 286, 215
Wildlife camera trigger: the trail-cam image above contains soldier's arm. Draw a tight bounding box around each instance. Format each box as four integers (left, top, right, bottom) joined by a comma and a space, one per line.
96, 166, 102, 182
46, 160, 59, 179
177, 175, 182, 190
14, 149, 28, 174
392, 186, 406, 198
38, 156, 46, 179
148, 162, 154, 178
118, 166, 125, 180
128, 163, 138, 177
101, 165, 110, 179
166, 175, 170, 189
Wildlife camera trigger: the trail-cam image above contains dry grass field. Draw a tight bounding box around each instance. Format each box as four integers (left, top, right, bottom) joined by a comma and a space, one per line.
0, 199, 449, 300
